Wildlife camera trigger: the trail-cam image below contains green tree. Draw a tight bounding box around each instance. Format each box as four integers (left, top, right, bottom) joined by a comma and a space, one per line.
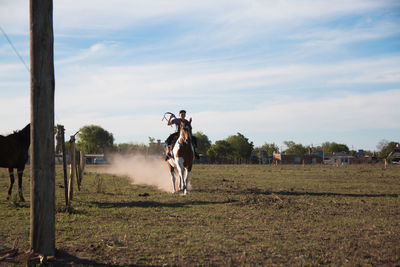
207, 140, 233, 163
115, 143, 147, 154
349, 150, 358, 156
193, 131, 212, 155
76, 125, 114, 154
322, 142, 349, 154
377, 139, 398, 160
226, 133, 254, 162
258, 142, 280, 156
283, 141, 308, 155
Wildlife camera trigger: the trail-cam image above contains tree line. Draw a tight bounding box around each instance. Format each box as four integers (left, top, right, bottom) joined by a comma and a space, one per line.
73, 125, 398, 163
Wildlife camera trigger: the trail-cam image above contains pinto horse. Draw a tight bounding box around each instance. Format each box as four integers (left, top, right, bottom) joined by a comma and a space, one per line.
0, 124, 30, 201
167, 119, 194, 194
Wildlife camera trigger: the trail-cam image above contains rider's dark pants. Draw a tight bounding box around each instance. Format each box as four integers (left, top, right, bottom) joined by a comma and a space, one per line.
166, 132, 179, 146
166, 133, 197, 147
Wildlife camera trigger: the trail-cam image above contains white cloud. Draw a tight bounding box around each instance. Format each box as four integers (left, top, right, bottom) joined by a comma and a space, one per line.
53, 54, 400, 109
1, 0, 399, 150
55, 42, 114, 65
193, 89, 400, 136
215, 0, 384, 26
54, 89, 400, 147
0, 0, 29, 35
2, 0, 393, 34
0, 96, 30, 133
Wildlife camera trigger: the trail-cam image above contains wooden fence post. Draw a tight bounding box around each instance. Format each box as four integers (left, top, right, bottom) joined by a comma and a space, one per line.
56, 125, 68, 209
80, 151, 85, 172
68, 136, 76, 203
77, 151, 85, 190
30, 0, 55, 257
75, 150, 81, 191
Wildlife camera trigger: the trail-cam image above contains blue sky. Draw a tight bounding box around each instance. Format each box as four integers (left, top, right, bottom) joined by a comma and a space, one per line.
1, 0, 399, 151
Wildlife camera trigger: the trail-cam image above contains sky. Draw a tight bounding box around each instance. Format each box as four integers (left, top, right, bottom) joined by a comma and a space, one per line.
0, 0, 399, 152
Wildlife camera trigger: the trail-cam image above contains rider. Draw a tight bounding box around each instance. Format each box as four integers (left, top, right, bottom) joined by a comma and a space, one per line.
165, 110, 199, 160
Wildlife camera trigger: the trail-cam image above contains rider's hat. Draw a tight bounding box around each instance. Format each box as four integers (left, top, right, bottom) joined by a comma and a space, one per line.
179, 110, 186, 114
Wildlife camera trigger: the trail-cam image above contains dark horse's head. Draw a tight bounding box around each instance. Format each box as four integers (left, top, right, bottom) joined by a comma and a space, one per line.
13, 123, 30, 150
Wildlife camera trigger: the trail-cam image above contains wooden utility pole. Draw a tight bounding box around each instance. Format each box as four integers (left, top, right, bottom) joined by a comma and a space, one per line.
30, 0, 55, 257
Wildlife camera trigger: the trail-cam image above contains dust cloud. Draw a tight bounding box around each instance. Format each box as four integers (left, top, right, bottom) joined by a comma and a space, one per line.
100, 154, 173, 192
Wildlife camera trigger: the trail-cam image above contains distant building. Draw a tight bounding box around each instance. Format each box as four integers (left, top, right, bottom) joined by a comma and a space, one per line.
55, 153, 69, 164
251, 149, 272, 164
323, 152, 354, 165
273, 153, 323, 164
85, 154, 105, 164
354, 150, 378, 164
273, 149, 379, 165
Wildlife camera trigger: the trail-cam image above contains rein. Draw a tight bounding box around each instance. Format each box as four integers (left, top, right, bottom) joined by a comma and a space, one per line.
162, 112, 175, 123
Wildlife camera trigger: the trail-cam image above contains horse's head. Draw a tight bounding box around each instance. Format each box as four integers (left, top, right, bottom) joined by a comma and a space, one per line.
179, 120, 192, 144
8, 123, 30, 151
22, 123, 30, 135
20, 123, 31, 148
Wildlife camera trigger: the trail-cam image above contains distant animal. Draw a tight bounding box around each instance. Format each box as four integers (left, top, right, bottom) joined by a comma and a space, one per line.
0, 124, 30, 201
167, 119, 194, 194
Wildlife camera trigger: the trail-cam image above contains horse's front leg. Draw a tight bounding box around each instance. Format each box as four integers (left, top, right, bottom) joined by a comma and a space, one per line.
171, 171, 177, 193
17, 167, 25, 202
175, 158, 185, 192
180, 168, 186, 192
183, 169, 190, 195
7, 168, 15, 200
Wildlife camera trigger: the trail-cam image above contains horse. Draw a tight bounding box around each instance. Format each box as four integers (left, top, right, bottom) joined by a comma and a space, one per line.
0, 124, 30, 201
167, 119, 194, 195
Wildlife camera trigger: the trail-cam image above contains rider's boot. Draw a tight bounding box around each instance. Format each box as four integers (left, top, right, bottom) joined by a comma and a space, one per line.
193, 145, 200, 160
191, 136, 200, 160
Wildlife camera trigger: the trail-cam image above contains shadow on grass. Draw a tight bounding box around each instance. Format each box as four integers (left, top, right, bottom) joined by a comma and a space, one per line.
244, 188, 399, 198
194, 188, 398, 198
91, 199, 236, 209
277, 191, 398, 198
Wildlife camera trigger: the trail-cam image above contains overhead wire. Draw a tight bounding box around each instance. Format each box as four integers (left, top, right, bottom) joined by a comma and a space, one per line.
1, 25, 64, 129
0, 25, 30, 72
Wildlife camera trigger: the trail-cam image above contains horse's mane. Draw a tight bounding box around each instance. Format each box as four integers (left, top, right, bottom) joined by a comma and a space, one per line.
180, 119, 192, 130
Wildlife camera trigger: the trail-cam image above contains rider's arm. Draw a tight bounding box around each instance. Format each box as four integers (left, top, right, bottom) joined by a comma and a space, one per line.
167, 114, 176, 126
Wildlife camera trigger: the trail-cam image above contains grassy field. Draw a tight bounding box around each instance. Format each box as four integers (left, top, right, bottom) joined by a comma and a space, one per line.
0, 163, 399, 266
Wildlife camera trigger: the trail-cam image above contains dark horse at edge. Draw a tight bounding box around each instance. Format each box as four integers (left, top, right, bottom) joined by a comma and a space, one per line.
0, 124, 30, 201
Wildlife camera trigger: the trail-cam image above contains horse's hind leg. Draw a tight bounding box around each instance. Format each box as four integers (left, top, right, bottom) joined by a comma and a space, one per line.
17, 167, 25, 202
170, 171, 176, 193
7, 168, 15, 200
168, 163, 177, 193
